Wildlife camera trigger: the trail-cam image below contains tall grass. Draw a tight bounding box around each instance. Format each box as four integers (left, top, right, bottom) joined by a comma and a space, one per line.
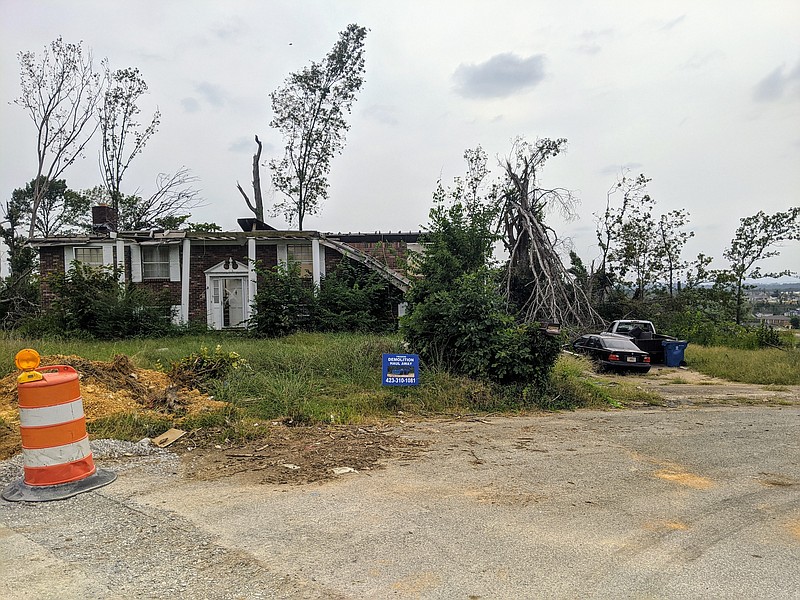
0, 332, 643, 443
686, 345, 800, 385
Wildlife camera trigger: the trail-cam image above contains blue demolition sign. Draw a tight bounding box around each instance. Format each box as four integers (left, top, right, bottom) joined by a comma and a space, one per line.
382, 353, 419, 386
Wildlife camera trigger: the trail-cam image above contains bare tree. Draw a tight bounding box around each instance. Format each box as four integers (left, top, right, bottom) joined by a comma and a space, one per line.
15, 37, 107, 238
117, 167, 201, 230
269, 24, 367, 229
99, 67, 161, 210
500, 138, 600, 327
236, 135, 265, 221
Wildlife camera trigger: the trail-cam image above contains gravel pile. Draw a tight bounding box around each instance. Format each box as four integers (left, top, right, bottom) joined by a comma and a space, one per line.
0, 438, 177, 488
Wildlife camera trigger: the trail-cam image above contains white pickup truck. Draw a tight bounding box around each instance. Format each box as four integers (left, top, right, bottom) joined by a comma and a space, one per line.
603, 320, 677, 364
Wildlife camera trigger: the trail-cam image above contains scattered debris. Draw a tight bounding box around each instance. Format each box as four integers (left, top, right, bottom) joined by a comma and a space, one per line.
331, 467, 358, 475
0, 354, 226, 460
152, 428, 186, 448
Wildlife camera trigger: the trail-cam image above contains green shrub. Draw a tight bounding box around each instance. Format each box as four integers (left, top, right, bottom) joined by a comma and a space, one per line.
402, 270, 561, 388
249, 260, 401, 337
35, 263, 175, 339
315, 261, 401, 333
250, 262, 316, 337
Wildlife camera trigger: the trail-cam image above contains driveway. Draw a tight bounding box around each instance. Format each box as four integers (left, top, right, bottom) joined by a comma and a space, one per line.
1, 405, 799, 599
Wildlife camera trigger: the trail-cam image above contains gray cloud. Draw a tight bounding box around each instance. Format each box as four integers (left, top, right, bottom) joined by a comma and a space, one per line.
453, 53, 546, 99
196, 82, 227, 107
181, 97, 200, 113
754, 60, 800, 102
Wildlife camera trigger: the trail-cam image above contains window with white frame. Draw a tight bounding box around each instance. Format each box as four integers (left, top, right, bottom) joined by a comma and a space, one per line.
142, 246, 171, 279
74, 247, 104, 267
287, 244, 313, 277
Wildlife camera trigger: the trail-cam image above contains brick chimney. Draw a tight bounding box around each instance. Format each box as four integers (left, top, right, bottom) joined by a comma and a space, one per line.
91, 205, 118, 234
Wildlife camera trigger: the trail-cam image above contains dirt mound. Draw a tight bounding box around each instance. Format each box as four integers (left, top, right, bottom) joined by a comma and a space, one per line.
0, 354, 227, 460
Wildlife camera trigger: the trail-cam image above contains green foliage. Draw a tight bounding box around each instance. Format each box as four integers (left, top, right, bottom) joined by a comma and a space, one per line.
11, 176, 91, 237
36, 263, 175, 339
169, 344, 248, 392
270, 24, 368, 229
250, 262, 315, 337
595, 173, 694, 302
249, 260, 399, 337
724, 208, 800, 324
403, 267, 561, 387
403, 148, 561, 394
315, 260, 401, 332
754, 323, 783, 348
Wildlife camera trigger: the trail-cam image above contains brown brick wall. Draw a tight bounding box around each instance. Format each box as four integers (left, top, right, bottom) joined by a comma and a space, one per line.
39, 247, 65, 308
345, 241, 409, 270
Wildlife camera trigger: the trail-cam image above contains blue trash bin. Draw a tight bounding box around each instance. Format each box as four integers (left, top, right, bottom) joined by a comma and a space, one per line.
662, 340, 688, 367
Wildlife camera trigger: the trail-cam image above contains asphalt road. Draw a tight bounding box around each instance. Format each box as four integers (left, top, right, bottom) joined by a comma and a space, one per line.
2, 405, 799, 599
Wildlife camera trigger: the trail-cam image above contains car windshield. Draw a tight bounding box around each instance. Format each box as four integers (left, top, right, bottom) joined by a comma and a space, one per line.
601, 337, 641, 351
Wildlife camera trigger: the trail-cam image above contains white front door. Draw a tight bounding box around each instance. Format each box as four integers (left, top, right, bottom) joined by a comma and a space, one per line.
208, 276, 248, 329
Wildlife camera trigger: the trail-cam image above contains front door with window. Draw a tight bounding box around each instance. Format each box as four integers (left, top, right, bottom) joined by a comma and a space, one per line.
208, 276, 248, 329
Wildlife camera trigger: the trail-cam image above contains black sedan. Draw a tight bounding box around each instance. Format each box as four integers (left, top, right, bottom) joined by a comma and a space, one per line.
571, 333, 651, 373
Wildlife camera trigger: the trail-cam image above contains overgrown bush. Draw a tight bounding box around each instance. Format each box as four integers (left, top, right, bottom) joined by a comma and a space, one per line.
34, 263, 175, 339
249, 260, 401, 337
315, 261, 401, 332
249, 262, 315, 337
402, 269, 561, 386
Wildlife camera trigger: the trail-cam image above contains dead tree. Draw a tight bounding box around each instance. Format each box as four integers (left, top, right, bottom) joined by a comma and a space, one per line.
500, 138, 601, 328
236, 135, 265, 221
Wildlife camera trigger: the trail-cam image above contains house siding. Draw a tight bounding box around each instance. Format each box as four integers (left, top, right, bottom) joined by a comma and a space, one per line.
34, 231, 417, 327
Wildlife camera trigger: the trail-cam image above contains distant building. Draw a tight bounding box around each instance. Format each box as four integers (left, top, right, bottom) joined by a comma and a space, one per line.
759, 314, 791, 329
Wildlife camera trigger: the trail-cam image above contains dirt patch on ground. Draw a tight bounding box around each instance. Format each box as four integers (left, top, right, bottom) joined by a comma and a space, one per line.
172, 422, 426, 485
607, 365, 800, 406
0, 355, 226, 460
0, 353, 425, 484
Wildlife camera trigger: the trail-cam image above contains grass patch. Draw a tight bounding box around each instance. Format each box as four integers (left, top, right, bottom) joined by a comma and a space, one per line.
88, 413, 174, 441
762, 384, 789, 392
686, 345, 800, 386
0, 334, 669, 444
548, 354, 663, 409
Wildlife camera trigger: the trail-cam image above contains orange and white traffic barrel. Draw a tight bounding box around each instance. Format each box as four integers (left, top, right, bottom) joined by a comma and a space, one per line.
2, 349, 116, 502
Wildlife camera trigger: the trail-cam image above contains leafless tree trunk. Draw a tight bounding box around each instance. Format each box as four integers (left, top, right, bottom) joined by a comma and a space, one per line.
15, 37, 107, 238
500, 138, 601, 328
237, 135, 264, 221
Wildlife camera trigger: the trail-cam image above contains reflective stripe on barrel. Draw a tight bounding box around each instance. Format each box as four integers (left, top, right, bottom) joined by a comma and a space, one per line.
17, 366, 97, 487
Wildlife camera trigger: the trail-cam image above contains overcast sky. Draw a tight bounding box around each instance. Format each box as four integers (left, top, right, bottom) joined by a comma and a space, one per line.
1, 0, 798, 275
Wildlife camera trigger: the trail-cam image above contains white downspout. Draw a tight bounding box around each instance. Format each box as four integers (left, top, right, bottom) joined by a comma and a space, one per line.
115, 238, 125, 283
312, 238, 321, 289
247, 237, 257, 322
181, 238, 191, 324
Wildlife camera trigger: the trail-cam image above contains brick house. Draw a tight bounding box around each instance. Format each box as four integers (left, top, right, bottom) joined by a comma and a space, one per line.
32, 209, 420, 330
